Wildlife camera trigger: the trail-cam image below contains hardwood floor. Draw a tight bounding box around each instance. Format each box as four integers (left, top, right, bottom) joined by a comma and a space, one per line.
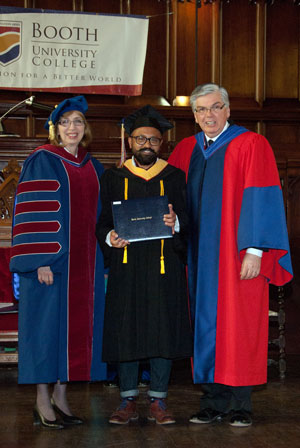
1, 356, 300, 448
1, 276, 299, 447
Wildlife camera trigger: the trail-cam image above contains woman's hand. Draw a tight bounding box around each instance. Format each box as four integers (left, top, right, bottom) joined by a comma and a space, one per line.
37, 266, 54, 285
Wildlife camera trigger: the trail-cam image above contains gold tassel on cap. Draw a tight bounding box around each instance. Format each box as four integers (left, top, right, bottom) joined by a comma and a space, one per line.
48, 104, 58, 141
48, 120, 55, 141
117, 121, 127, 168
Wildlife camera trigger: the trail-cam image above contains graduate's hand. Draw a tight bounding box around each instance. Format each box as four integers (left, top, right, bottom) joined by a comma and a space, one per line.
110, 230, 130, 248
240, 253, 261, 280
37, 266, 54, 285
163, 204, 176, 235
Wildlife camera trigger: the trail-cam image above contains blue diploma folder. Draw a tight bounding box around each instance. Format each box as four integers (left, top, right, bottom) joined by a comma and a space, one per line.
112, 195, 173, 242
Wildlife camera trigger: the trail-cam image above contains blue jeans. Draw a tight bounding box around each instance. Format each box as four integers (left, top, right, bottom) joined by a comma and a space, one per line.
118, 358, 172, 399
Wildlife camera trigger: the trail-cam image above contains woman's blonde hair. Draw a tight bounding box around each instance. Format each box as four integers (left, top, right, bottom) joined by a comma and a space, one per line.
49, 110, 92, 148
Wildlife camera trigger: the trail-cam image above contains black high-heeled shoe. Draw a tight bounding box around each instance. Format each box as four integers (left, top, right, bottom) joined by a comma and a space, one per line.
50, 398, 84, 425
33, 405, 65, 429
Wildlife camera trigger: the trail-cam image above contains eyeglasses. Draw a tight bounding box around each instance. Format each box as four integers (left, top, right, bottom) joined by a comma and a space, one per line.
58, 118, 85, 127
130, 135, 162, 146
194, 103, 226, 115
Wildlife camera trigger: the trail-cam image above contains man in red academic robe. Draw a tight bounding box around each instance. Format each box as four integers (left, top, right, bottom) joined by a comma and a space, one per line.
168, 83, 293, 427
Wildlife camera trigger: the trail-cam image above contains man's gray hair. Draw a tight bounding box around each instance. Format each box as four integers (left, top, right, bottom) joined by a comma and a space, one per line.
190, 83, 230, 111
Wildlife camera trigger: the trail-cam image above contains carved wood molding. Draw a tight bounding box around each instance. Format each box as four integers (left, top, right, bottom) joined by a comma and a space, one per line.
0, 138, 173, 166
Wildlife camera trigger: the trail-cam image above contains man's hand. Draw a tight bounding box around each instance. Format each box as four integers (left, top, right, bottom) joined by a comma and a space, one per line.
110, 230, 130, 248
37, 266, 54, 285
240, 253, 261, 280
163, 204, 176, 235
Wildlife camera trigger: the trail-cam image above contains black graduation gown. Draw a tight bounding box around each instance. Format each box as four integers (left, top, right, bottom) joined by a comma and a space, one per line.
96, 161, 193, 363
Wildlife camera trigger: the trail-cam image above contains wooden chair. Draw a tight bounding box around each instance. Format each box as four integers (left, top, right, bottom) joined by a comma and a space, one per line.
0, 159, 21, 363
268, 284, 291, 380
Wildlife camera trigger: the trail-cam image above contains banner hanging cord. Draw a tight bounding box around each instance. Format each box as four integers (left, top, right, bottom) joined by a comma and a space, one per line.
146, 12, 174, 18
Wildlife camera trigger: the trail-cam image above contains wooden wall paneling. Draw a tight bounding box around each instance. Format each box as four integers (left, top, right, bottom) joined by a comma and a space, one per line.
128, 0, 168, 99
73, 0, 84, 12
0, 117, 28, 139
266, 3, 299, 99
265, 123, 300, 147
0, 0, 25, 7
287, 169, 300, 244
255, 2, 266, 105
176, 1, 196, 96
230, 118, 258, 134
241, 121, 258, 133
196, 3, 214, 87
276, 157, 288, 222
167, 0, 177, 103
172, 108, 195, 144
82, 0, 121, 14
173, 120, 196, 144
89, 119, 120, 140
176, 1, 214, 95
211, 2, 220, 84
221, 0, 257, 100
0, 139, 41, 165
256, 120, 265, 137
34, 116, 52, 138
32, 0, 75, 10
165, 0, 171, 102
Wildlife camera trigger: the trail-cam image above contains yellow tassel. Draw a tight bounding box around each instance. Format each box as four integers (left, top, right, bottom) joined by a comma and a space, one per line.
160, 180, 164, 196
123, 177, 129, 264
48, 120, 55, 141
123, 245, 127, 264
159, 180, 165, 274
48, 104, 58, 141
117, 121, 127, 168
124, 177, 128, 201
160, 239, 165, 274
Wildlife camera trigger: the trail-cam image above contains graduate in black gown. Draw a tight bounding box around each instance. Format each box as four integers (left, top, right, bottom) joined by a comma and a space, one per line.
96, 105, 192, 425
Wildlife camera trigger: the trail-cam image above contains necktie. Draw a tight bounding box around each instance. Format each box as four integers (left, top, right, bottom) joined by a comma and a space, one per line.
208, 139, 214, 146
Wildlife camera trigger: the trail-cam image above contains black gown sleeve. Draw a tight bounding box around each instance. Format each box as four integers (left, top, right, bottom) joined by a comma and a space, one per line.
95, 169, 114, 268
168, 168, 189, 264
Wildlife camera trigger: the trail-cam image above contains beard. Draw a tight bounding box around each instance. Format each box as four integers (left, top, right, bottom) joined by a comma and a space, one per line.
133, 148, 157, 166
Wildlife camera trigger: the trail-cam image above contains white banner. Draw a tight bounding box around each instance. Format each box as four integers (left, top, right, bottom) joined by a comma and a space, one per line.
0, 6, 149, 95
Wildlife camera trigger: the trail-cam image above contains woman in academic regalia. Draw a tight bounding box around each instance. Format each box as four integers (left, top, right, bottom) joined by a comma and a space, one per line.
10, 96, 106, 428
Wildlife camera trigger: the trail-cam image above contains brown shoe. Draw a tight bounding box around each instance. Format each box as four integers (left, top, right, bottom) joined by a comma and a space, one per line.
148, 398, 175, 425
109, 399, 138, 425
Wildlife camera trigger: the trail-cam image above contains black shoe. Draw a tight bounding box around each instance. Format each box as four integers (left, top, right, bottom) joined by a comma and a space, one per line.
189, 408, 225, 424
33, 405, 65, 429
229, 410, 252, 427
50, 398, 83, 425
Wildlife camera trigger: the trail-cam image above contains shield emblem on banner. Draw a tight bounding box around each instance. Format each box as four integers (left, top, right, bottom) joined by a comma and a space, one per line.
0, 21, 22, 66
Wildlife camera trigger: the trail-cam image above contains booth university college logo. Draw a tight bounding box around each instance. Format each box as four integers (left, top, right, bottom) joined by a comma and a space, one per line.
0, 20, 22, 66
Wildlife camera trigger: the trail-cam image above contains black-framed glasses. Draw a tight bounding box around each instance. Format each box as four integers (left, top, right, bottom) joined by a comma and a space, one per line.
194, 103, 226, 115
58, 118, 85, 127
130, 135, 162, 146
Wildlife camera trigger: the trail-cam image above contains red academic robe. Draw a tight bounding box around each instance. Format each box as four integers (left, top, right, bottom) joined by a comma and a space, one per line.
169, 127, 293, 386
